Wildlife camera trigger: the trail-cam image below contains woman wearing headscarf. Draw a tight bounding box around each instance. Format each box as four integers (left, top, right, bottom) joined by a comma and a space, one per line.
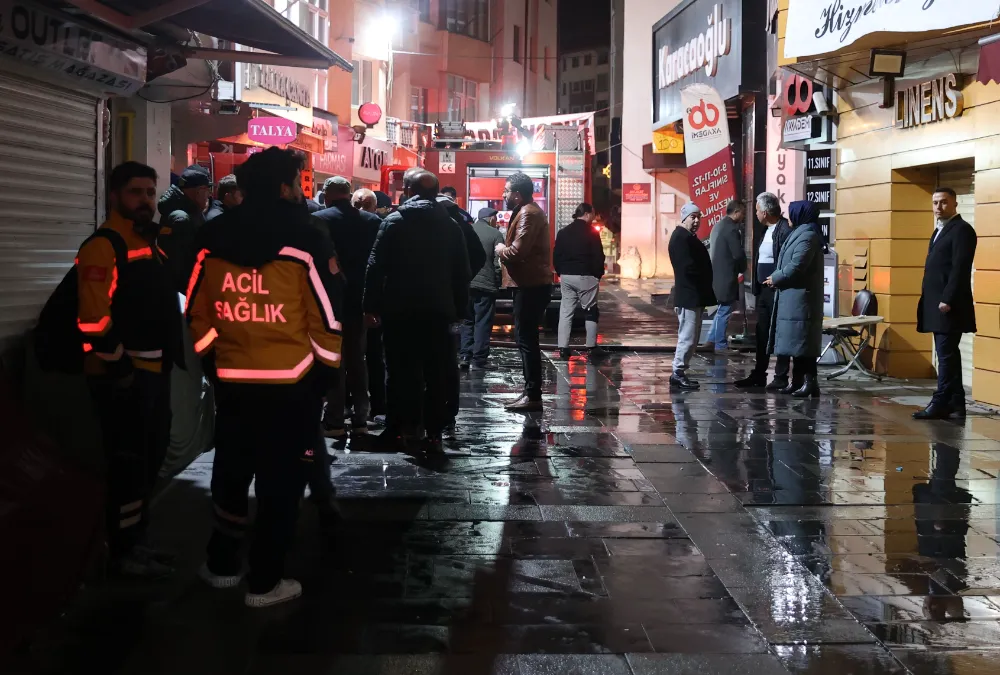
764, 200, 825, 398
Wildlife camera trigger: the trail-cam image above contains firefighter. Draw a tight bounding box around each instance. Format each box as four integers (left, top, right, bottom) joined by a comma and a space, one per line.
186, 147, 342, 608
77, 161, 182, 578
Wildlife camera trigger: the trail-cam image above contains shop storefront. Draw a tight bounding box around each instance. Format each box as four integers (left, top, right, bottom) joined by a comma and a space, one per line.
0, 0, 146, 350
352, 134, 393, 191
777, 0, 1000, 402
621, 0, 766, 279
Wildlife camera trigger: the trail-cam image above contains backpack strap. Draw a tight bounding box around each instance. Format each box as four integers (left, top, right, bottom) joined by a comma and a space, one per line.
88, 228, 129, 279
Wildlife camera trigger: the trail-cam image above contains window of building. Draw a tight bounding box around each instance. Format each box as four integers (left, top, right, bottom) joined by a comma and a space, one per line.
440, 0, 489, 42
410, 87, 428, 123
544, 47, 550, 80
598, 50, 609, 65
597, 73, 609, 92
571, 105, 581, 113
562, 58, 567, 72
584, 54, 592, 66
314, 69, 328, 111
584, 79, 593, 92
529, 37, 536, 72
409, 0, 431, 23
352, 59, 373, 106
596, 99, 609, 112
513, 25, 521, 63
571, 81, 580, 93
596, 124, 608, 142
583, 104, 593, 112
446, 74, 478, 121
572, 56, 579, 68
562, 82, 567, 96
277, 0, 328, 44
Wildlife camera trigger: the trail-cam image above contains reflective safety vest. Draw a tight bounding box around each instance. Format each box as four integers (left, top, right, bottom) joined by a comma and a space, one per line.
185, 223, 342, 385
77, 212, 180, 376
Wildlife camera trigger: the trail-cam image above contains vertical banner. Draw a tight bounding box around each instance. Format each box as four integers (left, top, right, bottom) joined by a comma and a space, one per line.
681, 83, 737, 240
765, 95, 804, 212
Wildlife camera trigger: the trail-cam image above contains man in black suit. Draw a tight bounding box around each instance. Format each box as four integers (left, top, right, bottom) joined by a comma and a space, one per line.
667, 203, 716, 390
914, 187, 977, 420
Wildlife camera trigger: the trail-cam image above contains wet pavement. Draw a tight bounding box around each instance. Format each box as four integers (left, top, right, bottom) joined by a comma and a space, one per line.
11, 307, 1000, 674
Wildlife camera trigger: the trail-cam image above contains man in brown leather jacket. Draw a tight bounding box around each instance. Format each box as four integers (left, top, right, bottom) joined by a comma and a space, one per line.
495, 171, 552, 411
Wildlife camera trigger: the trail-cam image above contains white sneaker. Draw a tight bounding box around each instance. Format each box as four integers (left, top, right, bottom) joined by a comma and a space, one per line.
245, 579, 302, 608
198, 563, 242, 589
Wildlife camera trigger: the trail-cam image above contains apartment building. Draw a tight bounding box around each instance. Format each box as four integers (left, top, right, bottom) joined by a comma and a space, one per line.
557, 47, 610, 152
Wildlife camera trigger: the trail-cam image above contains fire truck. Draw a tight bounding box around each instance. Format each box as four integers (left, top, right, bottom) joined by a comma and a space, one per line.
380, 113, 595, 327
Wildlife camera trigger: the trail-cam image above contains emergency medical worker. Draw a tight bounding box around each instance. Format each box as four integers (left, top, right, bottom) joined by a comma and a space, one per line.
77, 161, 182, 579
186, 147, 342, 608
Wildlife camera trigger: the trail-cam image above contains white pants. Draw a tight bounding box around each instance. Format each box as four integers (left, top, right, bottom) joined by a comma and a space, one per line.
673, 307, 703, 373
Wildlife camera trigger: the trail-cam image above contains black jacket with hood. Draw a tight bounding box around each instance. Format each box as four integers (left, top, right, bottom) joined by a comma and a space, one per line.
437, 195, 487, 278
365, 197, 471, 322
553, 218, 605, 279
312, 199, 381, 316
158, 184, 206, 291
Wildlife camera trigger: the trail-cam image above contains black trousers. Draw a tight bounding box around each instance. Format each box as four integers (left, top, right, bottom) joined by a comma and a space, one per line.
207, 378, 321, 593
513, 285, 552, 400
366, 325, 387, 417
933, 331, 966, 409
88, 369, 171, 558
792, 356, 818, 383
752, 286, 790, 380
383, 314, 452, 437
446, 328, 460, 423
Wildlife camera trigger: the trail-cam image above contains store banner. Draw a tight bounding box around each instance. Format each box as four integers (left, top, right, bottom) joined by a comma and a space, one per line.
765, 95, 804, 211
784, 0, 999, 59
236, 61, 313, 127
313, 124, 354, 177
353, 135, 392, 185
680, 83, 737, 240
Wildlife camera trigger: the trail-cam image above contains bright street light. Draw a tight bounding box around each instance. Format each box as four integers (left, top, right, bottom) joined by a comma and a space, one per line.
501, 102, 516, 117
515, 138, 531, 158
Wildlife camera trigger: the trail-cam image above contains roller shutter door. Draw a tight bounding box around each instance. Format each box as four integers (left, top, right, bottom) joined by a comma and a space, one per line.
0, 72, 99, 351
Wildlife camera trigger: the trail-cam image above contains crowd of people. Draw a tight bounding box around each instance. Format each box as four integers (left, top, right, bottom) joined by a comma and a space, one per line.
47, 149, 595, 609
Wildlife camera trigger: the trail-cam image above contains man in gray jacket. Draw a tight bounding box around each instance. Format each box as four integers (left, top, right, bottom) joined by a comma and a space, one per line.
460, 208, 504, 369
706, 200, 747, 350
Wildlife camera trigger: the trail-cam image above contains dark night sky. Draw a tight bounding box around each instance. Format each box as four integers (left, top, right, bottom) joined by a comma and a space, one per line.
558, 0, 611, 53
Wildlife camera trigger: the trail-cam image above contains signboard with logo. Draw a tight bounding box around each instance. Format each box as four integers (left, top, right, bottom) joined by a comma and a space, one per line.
353, 135, 392, 184
0, 0, 146, 95
311, 109, 339, 153
806, 183, 834, 211
623, 183, 652, 203
779, 73, 833, 147
653, 125, 684, 154
313, 123, 354, 177
247, 117, 296, 145
806, 148, 835, 178
784, 0, 999, 59
680, 83, 738, 240
236, 61, 313, 127
653, 0, 742, 128
766, 95, 804, 211
440, 151, 456, 174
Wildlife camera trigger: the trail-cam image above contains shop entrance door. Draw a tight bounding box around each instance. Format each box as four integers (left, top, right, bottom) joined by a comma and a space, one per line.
932, 159, 975, 394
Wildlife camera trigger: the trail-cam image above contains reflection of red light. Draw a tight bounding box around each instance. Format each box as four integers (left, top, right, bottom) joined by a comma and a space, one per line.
593, 225, 601, 233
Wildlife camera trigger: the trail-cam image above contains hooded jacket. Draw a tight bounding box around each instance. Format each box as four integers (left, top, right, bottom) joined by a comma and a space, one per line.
364, 197, 471, 322
437, 195, 487, 278
158, 184, 206, 291
312, 199, 381, 316
185, 199, 343, 385
767, 201, 825, 359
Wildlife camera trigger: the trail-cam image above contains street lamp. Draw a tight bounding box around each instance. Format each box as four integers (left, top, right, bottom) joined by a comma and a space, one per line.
515, 138, 531, 159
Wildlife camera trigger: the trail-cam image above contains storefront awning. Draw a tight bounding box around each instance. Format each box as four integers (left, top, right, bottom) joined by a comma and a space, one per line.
978, 34, 1000, 85
58, 0, 351, 71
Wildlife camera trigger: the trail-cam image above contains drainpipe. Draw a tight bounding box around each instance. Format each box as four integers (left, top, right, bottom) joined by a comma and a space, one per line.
522, 0, 529, 114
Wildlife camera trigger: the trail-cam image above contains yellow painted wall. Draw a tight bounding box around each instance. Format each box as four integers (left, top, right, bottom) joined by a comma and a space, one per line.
832, 77, 1000, 403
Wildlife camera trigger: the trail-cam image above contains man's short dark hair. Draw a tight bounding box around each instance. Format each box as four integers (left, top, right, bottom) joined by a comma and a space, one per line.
217, 174, 240, 200
441, 186, 457, 199
109, 161, 157, 193
505, 172, 534, 202
933, 187, 958, 199
234, 147, 304, 200
726, 199, 745, 216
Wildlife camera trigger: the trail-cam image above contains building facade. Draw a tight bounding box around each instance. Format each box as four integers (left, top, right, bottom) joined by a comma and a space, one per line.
558, 48, 611, 152
777, 0, 1000, 404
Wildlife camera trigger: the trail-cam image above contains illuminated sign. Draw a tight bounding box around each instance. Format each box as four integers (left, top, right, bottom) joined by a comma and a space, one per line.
894, 73, 963, 129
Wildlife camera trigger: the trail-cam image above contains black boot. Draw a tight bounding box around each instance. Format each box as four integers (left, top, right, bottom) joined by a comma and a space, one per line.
765, 377, 789, 392
792, 374, 820, 398
778, 380, 802, 395
734, 372, 767, 388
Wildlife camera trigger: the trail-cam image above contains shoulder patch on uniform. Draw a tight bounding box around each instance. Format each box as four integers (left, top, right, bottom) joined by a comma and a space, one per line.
82, 265, 107, 282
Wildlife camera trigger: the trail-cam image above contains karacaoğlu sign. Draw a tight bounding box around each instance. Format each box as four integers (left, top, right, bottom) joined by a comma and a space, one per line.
784, 0, 1000, 59
652, 0, 743, 128
238, 61, 314, 127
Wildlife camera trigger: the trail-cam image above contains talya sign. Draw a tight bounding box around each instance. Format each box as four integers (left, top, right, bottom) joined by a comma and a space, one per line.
784, 0, 1000, 59
247, 118, 296, 145
681, 83, 737, 240
895, 73, 963, 129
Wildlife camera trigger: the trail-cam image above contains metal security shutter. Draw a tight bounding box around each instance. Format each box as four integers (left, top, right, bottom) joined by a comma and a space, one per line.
937, 161, 975, 395
0, 72, 99, 350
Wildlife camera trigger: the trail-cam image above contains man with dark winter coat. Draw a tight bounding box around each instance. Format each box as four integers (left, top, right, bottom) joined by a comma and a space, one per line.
914, 187, 977, 420
706, 200, 747, 351
460, 208, 504, 369
765, 200, 825, 399
158, 164, 211, 290
314, 176, 382, 438
735, 193, 793, 389
668, 203, 716, 390
364, 170, 471, 449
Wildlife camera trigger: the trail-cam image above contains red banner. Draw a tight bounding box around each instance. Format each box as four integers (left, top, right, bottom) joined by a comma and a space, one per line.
687, 147, 737, 234
622, 183, 651, 203
681, 83, 736, 239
